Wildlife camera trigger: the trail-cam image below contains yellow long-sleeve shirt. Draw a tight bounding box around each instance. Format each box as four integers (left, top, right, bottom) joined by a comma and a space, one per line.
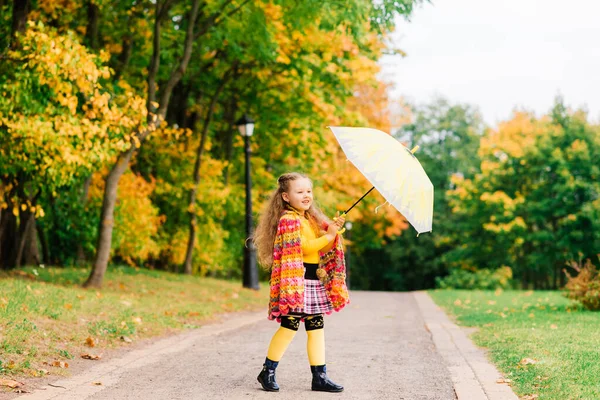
300, 216, 333, 263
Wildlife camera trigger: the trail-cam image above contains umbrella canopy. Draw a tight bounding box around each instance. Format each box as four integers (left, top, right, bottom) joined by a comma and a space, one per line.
329, 126, 434, 234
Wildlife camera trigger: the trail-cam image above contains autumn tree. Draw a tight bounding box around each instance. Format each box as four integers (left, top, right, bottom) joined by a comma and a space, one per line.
0, 22, 145, 269
447, 98, 600, 289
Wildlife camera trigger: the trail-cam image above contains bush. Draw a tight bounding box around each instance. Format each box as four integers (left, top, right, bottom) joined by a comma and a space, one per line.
436, 266, 513, 290
564, 257, 600, 310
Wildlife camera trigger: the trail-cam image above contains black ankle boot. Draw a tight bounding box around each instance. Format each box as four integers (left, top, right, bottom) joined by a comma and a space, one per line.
257, 358, 279, 392
311, 365, 343, 393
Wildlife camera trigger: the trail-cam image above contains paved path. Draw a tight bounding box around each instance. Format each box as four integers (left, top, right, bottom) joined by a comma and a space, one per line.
14, 291, 518, 400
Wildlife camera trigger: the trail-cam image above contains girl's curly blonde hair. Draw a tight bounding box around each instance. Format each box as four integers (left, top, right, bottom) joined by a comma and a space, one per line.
253, 172, 328, 269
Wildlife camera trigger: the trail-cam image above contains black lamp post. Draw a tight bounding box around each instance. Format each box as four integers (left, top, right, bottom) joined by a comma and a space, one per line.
237, 114, 259, 290
344, 221, 353, 289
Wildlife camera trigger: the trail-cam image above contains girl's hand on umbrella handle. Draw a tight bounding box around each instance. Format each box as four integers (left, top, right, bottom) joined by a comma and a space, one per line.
333, 212, 346, 228
325, 223, 339, 241
332, 212, 346, 235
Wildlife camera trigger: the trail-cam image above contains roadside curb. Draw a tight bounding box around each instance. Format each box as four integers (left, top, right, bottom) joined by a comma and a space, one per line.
413, 291, 519, 400
14, 311, 265, 400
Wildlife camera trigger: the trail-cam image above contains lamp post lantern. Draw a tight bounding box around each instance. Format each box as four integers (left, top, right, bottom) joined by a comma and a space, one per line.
344, 221, 353, 289
237, 114, 259, 290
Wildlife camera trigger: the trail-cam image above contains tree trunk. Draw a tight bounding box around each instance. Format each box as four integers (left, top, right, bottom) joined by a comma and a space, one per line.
146, 1, 162, 116
182, 70, 232, 274
83, 148, 134, 288
23, 217, 39, 266
37, 222, 49, 265
223, 94, 237, 186
13, 209, 34, 268
85, 0, 100, 50
113, 34, 132, 81
10, 0, 29, 44
0, 207, 17, 269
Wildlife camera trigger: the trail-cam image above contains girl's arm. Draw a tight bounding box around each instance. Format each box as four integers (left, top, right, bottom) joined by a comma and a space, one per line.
302, 234, 333, 254
319, 215, 345, 253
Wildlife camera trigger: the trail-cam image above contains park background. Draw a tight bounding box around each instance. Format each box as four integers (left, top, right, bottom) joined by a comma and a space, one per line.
1, 1, 599, 399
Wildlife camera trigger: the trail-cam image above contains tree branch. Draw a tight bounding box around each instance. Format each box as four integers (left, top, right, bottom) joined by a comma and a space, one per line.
155, 0, 201, 121
194, 0, 251, 40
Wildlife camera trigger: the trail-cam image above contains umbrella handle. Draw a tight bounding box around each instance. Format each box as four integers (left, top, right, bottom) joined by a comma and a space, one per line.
333, 213, 347, 235
344, 186, 376, 215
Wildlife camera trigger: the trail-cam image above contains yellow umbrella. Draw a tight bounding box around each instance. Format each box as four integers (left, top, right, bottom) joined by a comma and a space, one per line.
329, 126, 434, 234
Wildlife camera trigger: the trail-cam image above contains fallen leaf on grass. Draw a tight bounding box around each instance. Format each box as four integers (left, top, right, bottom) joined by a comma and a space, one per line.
550, 324, 558, 329
496, 378, 512, 384
522, 395, 539, 400
0, 379, 24, 389
520, 358, 538, 366
81, 353, 102, 360
85, 336, 96, 347
64, 303, 73, 310
38, 369, 49, 375
132, 317, 142, 325
187, 311, 200, 317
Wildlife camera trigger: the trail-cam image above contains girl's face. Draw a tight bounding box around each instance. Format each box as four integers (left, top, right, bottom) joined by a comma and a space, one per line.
282, 178, 313, 212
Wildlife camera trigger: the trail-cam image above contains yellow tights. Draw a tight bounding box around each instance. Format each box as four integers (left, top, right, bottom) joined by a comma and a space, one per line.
266, 315, 325, 366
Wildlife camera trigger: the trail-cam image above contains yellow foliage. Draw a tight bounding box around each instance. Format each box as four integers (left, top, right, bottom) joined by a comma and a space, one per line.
89, 171, 164, 265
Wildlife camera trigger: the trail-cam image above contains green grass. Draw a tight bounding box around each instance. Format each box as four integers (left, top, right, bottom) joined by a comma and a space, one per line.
0, 265, 269, 379
429, 289, 600, 400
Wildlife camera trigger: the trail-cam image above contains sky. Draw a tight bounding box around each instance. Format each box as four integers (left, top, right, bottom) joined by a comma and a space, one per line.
380, 0, 600, 127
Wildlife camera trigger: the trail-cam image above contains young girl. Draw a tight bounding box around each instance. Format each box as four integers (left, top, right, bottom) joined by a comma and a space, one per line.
254, 172, 350, 393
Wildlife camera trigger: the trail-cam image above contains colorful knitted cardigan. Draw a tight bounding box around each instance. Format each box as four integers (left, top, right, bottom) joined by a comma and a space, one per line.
268, 210, 350, 321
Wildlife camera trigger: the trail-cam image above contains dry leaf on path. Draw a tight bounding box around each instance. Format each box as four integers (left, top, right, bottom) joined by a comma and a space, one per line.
51, 361, 69, 368
496, 378, 512, 384
81, 353, 102, 360
92, 382, 102, 386
523, 395, 539, 400
0, 379, 23, 389
120, 336, 133, 343
85, 336, 96, 347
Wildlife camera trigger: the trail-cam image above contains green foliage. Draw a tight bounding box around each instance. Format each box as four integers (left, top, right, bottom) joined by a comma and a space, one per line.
447, 98, 600, 289
564, 257, 600, 311
436, 266, 513, 290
